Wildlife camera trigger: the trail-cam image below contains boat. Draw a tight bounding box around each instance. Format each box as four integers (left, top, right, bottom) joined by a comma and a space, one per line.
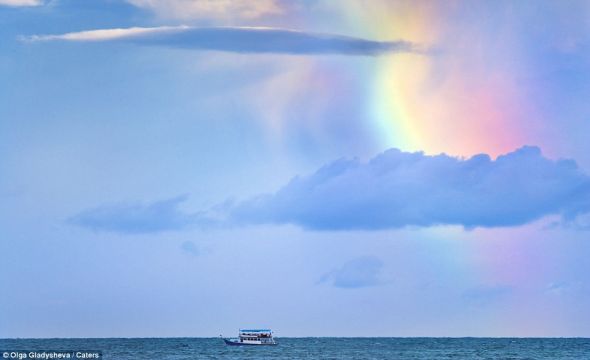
222, 329, 277, 346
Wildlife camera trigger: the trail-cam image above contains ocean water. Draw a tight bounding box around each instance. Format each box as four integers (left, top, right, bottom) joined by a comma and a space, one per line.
1, 337, 589, 359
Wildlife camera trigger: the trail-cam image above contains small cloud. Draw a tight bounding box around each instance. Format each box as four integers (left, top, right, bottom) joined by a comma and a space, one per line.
180, 241, 199, 256
564, 213, 590, 230
463, 285, 513, 305
545, 281, 572, 296
319, 256, 385, 289
23, 26, 419, 56
68, 195, 196, 234
0, 0, 43, 7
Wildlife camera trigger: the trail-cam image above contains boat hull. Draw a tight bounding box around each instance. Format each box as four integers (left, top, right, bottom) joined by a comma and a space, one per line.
223, 339, 277, 346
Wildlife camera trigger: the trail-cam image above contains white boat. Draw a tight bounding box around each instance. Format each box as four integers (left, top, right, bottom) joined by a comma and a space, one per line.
222, 329, 277, 346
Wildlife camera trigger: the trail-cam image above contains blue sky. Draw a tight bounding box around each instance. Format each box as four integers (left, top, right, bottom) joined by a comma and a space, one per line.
1, 0, 590, 338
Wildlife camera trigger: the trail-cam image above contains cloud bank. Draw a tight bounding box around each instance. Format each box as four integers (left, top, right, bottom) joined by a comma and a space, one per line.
69, 146, 590, 234
319, 256, 384, 289
228, 146, 590, 230
24, 26, 418, 56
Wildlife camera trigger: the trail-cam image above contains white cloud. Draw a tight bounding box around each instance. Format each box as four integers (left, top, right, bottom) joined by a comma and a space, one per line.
126, 0, 283, 20
24, 26, 189, 42
0, 0, 43, 7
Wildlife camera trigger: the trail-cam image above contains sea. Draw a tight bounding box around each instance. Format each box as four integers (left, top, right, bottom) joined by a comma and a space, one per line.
1, 337, 589, 359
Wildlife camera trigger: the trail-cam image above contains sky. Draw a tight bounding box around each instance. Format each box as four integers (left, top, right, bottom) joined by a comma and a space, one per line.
1, 0, 590, 338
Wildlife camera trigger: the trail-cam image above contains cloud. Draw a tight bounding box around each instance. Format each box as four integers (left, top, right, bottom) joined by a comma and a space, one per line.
564, 212, 590, 230
227, 146, 590, 230
0, 0, 43, 6
546, 281, 569, 294
25, 26, 190, 42
319, 256, 384, 289
181, 241, 200, 256
126, 0, 282, 20
24, 26, 418, 56
68, 146, 590, 234
68, 195, 197, 234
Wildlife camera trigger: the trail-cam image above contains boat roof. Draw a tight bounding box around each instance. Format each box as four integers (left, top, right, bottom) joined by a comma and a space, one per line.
239, 329, 272, 332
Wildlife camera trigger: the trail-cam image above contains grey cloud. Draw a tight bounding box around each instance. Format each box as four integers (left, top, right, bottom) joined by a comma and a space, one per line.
228, 146, 590, 230
69, 146, 590, 234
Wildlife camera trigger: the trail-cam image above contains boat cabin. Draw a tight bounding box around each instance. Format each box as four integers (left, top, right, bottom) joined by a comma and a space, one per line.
240, 329, 274, 343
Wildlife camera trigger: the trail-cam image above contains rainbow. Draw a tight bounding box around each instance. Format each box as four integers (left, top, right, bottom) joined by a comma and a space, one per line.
335, 1, 538, 158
